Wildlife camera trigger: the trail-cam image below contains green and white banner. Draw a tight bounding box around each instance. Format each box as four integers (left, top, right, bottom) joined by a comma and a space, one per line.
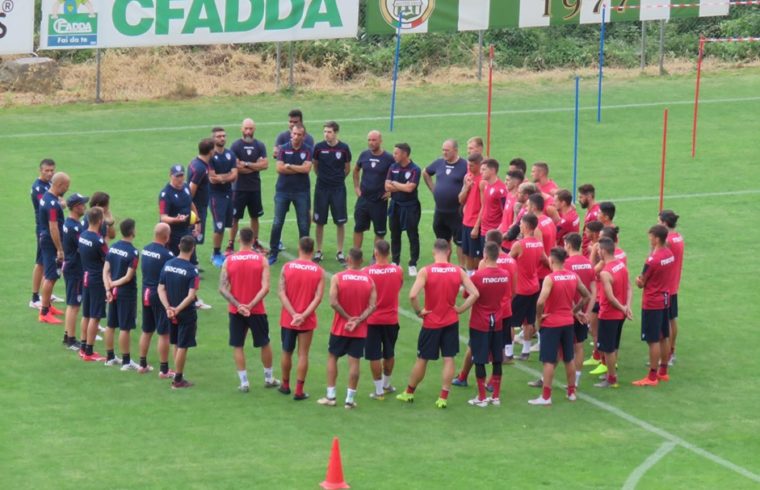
0, 0, 35, 55
39, 0, 359, 50
365, 0, 730, 34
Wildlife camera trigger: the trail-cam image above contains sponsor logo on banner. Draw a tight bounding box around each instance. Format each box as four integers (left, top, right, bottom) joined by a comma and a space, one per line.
381, 0, 435, 29
47, 0, 98, 47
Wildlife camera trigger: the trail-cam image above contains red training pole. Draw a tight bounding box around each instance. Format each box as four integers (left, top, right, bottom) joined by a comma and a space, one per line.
691, 35, 705, 158
660, 108, 669, 212
486, 44, 494, 157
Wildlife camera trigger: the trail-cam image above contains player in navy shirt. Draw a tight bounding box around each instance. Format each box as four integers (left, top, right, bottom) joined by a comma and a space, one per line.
79, 207, 109, 362
352, 130, 395, 250
158, 235, 201, 389
385, 143, 422, 275
38, 172, 70, 324
61, 193, 88, 349
273, 108, 315, 159
188, 138, 214, 246
209, 127, 238, 267
138, 223, 175, 376
30, 158, 57, 309
159, 164, 198, 260
268, 124, 313, 265
312, 121, 353, 266
104, 219, 141, 370
230, 118, 269, 254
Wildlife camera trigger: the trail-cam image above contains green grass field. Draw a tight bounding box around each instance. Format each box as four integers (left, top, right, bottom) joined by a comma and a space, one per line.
2, 67, 760, 489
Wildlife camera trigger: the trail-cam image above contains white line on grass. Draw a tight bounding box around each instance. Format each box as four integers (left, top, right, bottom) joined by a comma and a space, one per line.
277, 251, 760, 484
622, 441, 678, 490
4, 96, 760, 139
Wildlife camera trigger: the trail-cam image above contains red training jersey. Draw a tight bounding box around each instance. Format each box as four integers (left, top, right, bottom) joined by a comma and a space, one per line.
496, 252, 517, 318
365, 263, 403, 325
641, 247, 675, 310
542, 269, 578, 327
581, 202, 601, 256
666, 231, 685, 294
565, 254, 594, 304
515, 237, 543, 296
556, 207, 580, 247
280, 259, 324, 330
469, 267, 510, 331
462, 173, 482, 228
537, 179, 558, 197
226, 250, 266, 315
331, 270, 374, 338
423, 263, 461, 329
537, 215, 557, 280
599, 259, 629, 320
480, 180, 507, 236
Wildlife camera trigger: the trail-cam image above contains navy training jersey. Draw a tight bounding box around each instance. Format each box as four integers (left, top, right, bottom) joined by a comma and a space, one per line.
38, 191, 64, 238
314, 141, 352, 188
357, 150, 395, 202
210, 148, 236, 194
106, 240, 140, 297
158, 183, 193, 236
276, 142, 313, 194
386, 162, 421, 204
78, 229, 108, 287
31, 178, 51, 226
425, 158, 468, 213
159, 257, 200, 322
141, 242, 174, 290
62, 217, 84, 276
231, 138, 267, 192
187, 157, 210, 208
275, 131, 315, 158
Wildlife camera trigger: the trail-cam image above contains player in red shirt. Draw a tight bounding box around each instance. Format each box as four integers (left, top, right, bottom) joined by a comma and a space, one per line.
577, 183, 600, 256
633, 225, 675, 387
458, 153, 484, 274
563, 233, 596, 388
531, 162, 558, 199
318, 249, 377, 409
659, 210, 684, 365
397, 239, 479, 409
364, 240, 404, 399
530, 194, 557, 284
581, 220, 604, 367
555, 189, 580, 248
509, 213, 550, 361
599, 201, 617, 232
529, 248, 591, 406
498, 169, 525, 251
474, 158, 507, 241
594, 237, 632, 388
219, 228, 279, 393
278, 237, 325, 400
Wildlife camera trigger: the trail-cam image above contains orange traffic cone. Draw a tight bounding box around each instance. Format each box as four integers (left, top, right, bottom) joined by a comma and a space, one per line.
320, 437, 350, 489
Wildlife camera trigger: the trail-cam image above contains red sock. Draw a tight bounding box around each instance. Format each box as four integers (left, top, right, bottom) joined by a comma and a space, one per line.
439, 388, 449, 400
282, 379, 290, 390
608, 374, 617, 384
648, 368, 658, 381
406, 385, 416, 394
567, 384, 576, 397
476, 377, 486, 400
658, 364, 668, 376
492, 375, 502, 399
295, 380, 304, 396
542, 386, 552, 400
593, 349, 601, 361
457, 368, 469, 382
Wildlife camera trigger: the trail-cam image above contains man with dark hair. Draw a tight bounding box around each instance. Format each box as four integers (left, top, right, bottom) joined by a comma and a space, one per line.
509, 158, 527, 175
397, 239, 479, 409
364, 239, 403, 399
84, 192, 116, 241
38, 172, 70, 324
423, 139, 468, 266
312, 121, 352, 266
562, 232, 596, 387
599, 201, 616, 228
159, 235, 201, 389
220, 227, 279, 392
474, 159, 507, 245
274, 109, 315, 159
138, 223, 175, 377
188, 138, 214, 248
31, 158, 62, 309
555, 189, 579, 247
577, 183, 600, 257
79, 206, 109, 362
529, 247, 591, 406
208, 127, 238, 267
230, 118, 269, 254
318, 249, 377, 409
278, 237, 325, 400
268, 124, 313, 265
659, 210, 684, 365
529, 193, 557, 287
61, 192, 88, 350
581, 220, 605, 367
385, 143, 421, 276
103, 218, 140, 370
353, 130, 395, 250
498, 169, 524, 252
633, 225, 674, 387
459, 152, 484, 274
531, 162, 558, 198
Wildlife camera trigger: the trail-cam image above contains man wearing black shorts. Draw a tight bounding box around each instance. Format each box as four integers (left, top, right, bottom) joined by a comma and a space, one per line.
158, 235, 200, 389
78, 206, 108, 362
37, 172, 70, 324
423, 139, 467, 266
230, 118, 268, 253
352, 130, 394, 251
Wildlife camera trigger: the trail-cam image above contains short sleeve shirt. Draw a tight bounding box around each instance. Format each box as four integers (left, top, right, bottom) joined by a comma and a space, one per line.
314, 141, 352, 188
425, 158, 468, 213
62, 217, 84, 276
78, 229, 108, 287
159, 257, 200, 322
231, 138, 267, 192
356, 150, 395, 202
276, 143, 313, 194
387, 162, 421, 204
31, 178, 51, 227
158, 183, 193, 236
187, 157, 210, 208
210, 148, 237, 194
141, 242, 174, 291
106, 240, 140, 297
38, 191, 64, 239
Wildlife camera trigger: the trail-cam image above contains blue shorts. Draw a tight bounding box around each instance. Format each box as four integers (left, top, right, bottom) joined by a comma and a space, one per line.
461, 226, 483, 258
141, 288, 168, 335
469, 328, 504, 365
82, 283, 106, 319
64, 272, 83, 306
210, 193, 233, 233
39, 237, 60, 281
313, 185, 348, 225
194, 205, 208, 245
107, 293, 137, 330
417, 323, 459, 360
35, 238, 43, 266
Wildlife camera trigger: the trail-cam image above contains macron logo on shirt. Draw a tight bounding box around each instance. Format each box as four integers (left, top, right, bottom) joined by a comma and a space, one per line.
79, 237, 93, 247
571, 263, 592, 271
165, 266, 188, 276
368, 267, 398, 275
525, 242, 543, 249
554, 274, 576, 281
431, 266, 457, 273
142, 250, 163, 260
109, 247, 129, 258
660, 256, 675, 266
612, 262, 626, 273
482, 277, 508, 284
229, 254, 260, 262
342, 274, 370, 282
290, 263, 318, 272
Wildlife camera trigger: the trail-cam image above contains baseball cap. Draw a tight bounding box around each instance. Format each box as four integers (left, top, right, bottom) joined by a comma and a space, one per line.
66, 193, 89, 208
170, 164, 185, 176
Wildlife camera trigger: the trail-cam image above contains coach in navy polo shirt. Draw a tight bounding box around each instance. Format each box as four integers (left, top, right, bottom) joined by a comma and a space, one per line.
159, 164, 199, 261
30, 158, 57, 309
352, 130, 395, 250
385, 143, 421, 277
38, 172, 70, 324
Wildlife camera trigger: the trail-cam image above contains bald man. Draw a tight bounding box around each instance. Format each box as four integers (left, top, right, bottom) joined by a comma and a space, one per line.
38, 172, 71, 324
353, 130, 395, 251
138, 223, 176, 376
423, 139, 468, 266
230, 118, 269, 254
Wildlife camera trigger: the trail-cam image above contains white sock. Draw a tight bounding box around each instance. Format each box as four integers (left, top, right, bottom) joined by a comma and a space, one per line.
382, 374, 391, 388
327, 386, 336, 399
575, 371, 582, 386
263, 367, 273, 382
373, 379, 384, 395
505, 344, 514, 357
522, 340, 532, 354
346, 388, 357, 404
238, 370, 248, 385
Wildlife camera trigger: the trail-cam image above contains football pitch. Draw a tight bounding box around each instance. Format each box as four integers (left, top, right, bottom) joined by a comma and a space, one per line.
2, 68, 760, 489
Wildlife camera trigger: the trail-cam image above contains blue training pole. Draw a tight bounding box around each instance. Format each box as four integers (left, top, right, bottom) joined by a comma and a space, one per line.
389, 17, 402, 132
573, 76, 580, 203
597, 5, 606, 123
